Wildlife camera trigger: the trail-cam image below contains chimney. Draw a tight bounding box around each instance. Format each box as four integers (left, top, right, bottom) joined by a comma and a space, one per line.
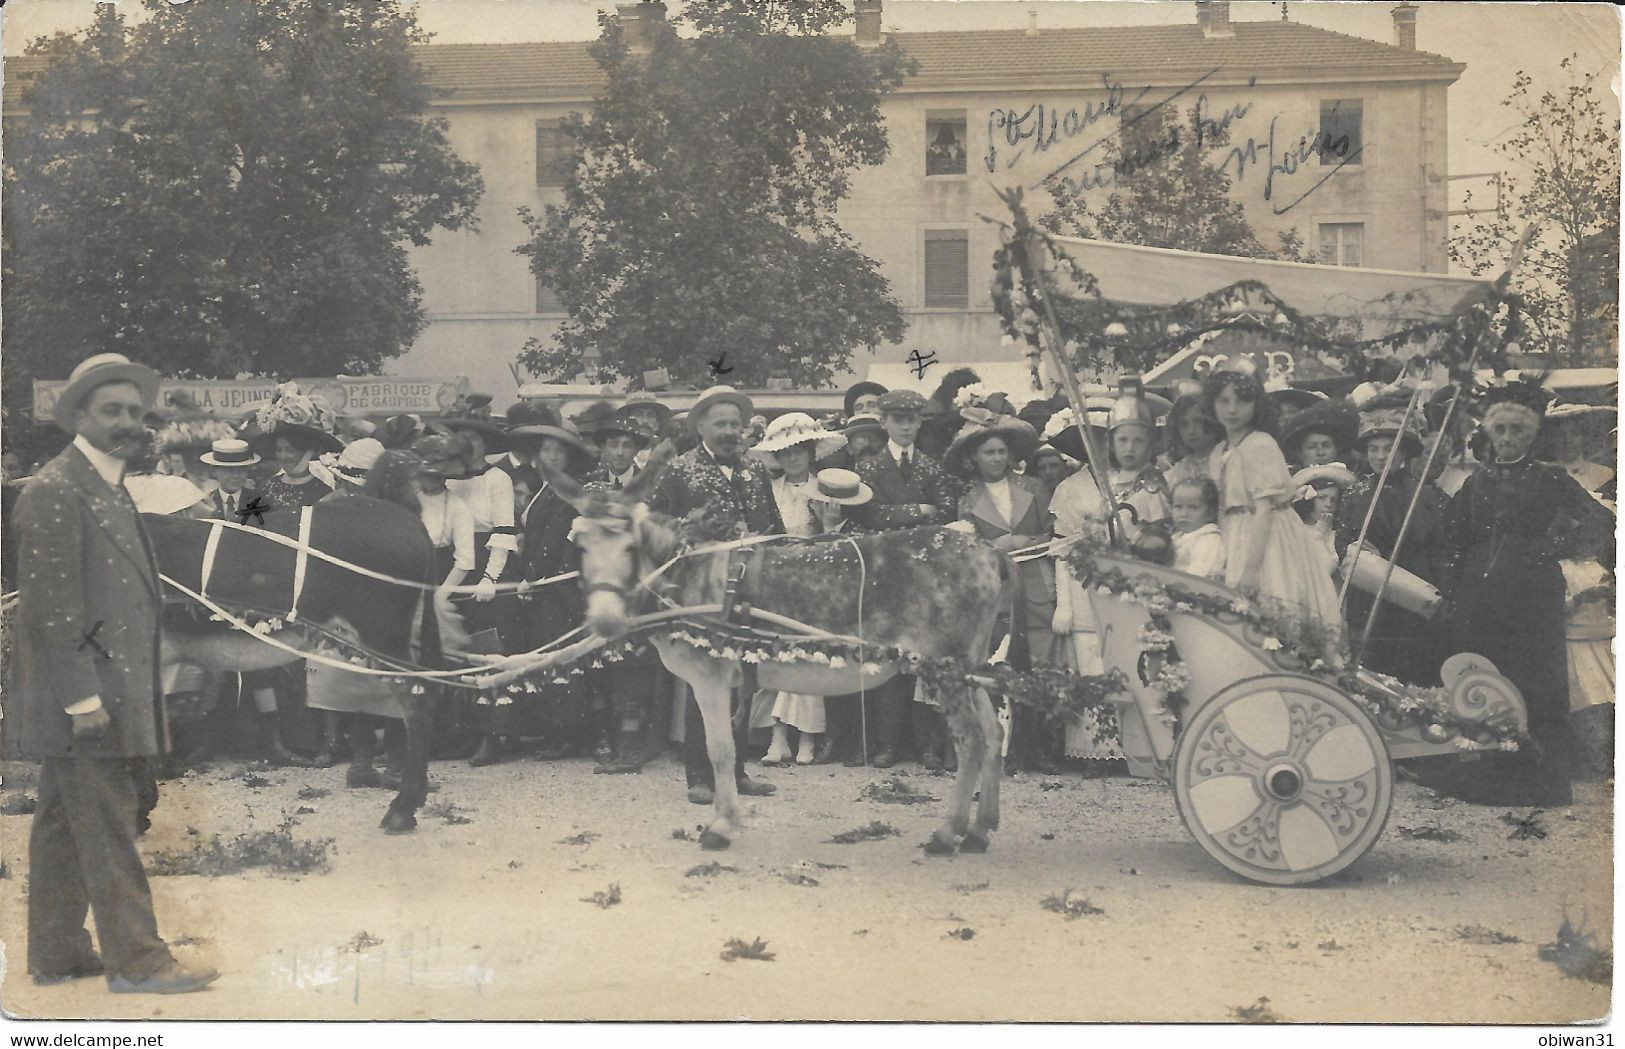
617, 1, 666, 55
1197, 0, 1234, 39
854, 0, 882, 47
1392, 3, 1418, 50
1026, 8, 1038, 36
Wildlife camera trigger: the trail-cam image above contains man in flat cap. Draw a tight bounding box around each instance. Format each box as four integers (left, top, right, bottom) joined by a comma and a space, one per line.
15, 354, 218, 994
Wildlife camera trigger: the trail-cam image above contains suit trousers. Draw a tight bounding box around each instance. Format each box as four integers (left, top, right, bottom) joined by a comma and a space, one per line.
27, 756, 174, 979
683, 687, 749, 789
872, 675, 914, 751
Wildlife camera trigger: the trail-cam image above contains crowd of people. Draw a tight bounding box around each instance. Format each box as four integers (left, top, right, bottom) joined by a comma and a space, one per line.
7, 356, 1617, 808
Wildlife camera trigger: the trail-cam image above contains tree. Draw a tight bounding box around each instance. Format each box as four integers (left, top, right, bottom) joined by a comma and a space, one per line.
516, 0, 913, 389
1450, 56, 1620, 365
2, 0, 483, 439
1040, 102, 1312, 261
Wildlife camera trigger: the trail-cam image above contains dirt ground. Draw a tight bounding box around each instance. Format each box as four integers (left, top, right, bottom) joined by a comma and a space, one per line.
0, 753, 1612, 1023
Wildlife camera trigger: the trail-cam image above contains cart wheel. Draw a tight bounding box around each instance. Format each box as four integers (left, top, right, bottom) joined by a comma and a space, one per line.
1172, 674, 1393, 886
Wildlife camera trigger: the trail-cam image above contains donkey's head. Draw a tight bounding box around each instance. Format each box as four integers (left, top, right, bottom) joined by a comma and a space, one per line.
539, 444, 674, 641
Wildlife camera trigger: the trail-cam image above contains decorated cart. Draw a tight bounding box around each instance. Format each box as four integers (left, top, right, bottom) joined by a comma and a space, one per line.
986, 189, 1539, 885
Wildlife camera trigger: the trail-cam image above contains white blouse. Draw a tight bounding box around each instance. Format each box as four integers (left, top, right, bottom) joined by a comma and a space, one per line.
983, 478, 1014, 526
448, 466, 518, 552
419, 489, 476, 572
771, 475, 823, 538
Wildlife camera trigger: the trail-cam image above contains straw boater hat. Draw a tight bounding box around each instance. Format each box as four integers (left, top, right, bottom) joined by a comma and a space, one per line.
1280, 401, 1359, 458
750, 412, 847, 462
1543, 402, 1614, 426
52, 353, 162, 433
332, 437, 385, 484
618, 391, 674, 428
813, 468, 873, 506
945, 407, 1040, 477
199, 437, 262, 468
1355, 393, 1425, 458
687, 385, 754, 434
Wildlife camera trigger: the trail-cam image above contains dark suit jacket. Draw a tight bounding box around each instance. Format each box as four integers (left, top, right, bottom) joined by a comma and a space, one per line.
207, 485, 262, 522
646, 444, 784, 536
583, 462, 641, 491
854, 446, 957, 531
12, 446, 167, 759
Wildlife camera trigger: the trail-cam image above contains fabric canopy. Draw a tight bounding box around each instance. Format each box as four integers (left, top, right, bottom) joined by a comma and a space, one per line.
1045, 234, 1494, 327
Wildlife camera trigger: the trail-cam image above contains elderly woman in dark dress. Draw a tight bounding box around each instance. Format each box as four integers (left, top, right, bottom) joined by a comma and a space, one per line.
1440, 379, 1615, 806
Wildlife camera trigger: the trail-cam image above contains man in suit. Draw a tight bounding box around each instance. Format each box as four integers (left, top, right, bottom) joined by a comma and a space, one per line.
646, 386, 783, 804
849, 389, 958, 766
16, 353, 218, 994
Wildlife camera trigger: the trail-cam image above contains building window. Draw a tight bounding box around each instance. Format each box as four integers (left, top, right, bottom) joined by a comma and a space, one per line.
1318, 222, 1364, 267
925, 112, 967, 176
536, 119, 572, 187
1318, 99, 1362, 166
923, 229, 969, 308
536, 276, 564, 313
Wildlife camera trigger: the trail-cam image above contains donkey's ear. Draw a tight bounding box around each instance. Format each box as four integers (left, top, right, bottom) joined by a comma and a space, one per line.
537, 457, 592, 513
622, 454, 668, 505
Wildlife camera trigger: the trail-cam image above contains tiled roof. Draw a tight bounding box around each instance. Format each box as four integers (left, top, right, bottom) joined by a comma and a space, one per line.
6, 20, 1462, 111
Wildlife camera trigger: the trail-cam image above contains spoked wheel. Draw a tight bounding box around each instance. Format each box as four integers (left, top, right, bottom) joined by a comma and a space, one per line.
1172, 674, 1394, 886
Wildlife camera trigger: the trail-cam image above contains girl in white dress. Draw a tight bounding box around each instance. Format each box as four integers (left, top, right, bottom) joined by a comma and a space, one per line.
747, 414, 848, 765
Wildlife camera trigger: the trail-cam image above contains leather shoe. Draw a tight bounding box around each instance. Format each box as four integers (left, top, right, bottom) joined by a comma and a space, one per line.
842, 751, 868, 768
32, 956, 104, 986
687, 785, 714, 805
736, 776, 777, 797
108, 961, 219, 995
872, 748, 897, 769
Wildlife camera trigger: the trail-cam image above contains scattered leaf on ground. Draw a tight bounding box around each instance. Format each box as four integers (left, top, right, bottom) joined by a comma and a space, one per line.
811, 861, 848, 870
686, 862, 738, 878
1396, 822, 1463, 843
1457, 925, 1521, 945
296, 786, 329, 801
827, 821, 900, 844
1040, 889, 1105, 920
240, 773, 271, 790
1539, 910, 1612, 985
1502, 810, 1548, 840
1040, 832, 1056, 840
507, 860, 523, 869
1232, 997, 1285, 1023
1039, 781, 1064, 791
947, 927, 976, 940
671, 828, 697, 841
1317, 940, 1345, 951
953, 881, 990, 895
150, 825, 334, 877
859, 777, 938, 805
294, 805, 316, 815
347, 931, 383, 953
581, 883, 622, 909
423, 800, 474, 825
720, 937, 774, 962
559, 831, 599, 846
782, 872, 819, 887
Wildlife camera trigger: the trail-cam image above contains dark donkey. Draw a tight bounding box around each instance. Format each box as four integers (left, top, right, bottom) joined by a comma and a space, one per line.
143, 496, 451, 833
538, 461, 1016, 854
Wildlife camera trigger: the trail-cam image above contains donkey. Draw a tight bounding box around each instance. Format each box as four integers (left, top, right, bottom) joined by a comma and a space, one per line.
143, 496, 451, 833
541, 463, 1016, 854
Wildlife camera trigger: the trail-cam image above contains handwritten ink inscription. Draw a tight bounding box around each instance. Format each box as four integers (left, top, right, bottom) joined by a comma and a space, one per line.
995, 72, 1361, 215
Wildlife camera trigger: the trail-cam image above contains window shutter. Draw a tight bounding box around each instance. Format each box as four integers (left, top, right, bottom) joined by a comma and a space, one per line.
923, 230, 969, 309
1318, 99, 1363, 166
536, 276, 564, 313
535, 121, 570, 186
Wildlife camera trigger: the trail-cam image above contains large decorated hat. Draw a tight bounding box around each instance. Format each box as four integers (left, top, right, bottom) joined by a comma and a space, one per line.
507, 409, 596, 472
244, 382, 344, 455
155, 413, 239, 457
750, 412, 847, 461
945, 407, 1039, 477
575, 399, 655, 448
618, 391, 674, 428
439, 402, 511, 453
1355, 393, 1425, 458
1280, 401, 1359, 457
52, 353, 161, 433
1041, 397, 1113, 462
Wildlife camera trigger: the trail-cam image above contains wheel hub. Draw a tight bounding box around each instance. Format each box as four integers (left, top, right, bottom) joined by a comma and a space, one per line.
1264, 763, 1303, 801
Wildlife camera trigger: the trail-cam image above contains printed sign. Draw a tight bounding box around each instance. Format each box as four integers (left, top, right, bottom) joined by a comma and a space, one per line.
33, 376, 470, 421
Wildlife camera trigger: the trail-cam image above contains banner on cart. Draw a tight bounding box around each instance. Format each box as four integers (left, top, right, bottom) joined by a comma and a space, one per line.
33, 376, 470, 421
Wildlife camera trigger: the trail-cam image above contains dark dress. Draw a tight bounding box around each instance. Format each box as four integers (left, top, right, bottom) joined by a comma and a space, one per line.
244, 472, 331, 746
1335, 472, 1450, 684
515, 485, 591, 738
1441, 457, 1615, 804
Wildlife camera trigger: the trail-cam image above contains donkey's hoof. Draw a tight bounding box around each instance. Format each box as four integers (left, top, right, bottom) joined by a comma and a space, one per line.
699, 829, 732, 851
959, 832, 990, 854
923, 834, 957, 856
380, 811, 417, 835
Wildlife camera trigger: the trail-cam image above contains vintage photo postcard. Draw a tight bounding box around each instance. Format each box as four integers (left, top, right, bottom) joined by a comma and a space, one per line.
0, 0, 1617, 1028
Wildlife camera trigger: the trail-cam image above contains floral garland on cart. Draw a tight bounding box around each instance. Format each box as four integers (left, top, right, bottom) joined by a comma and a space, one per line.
1061, 534, 1523, 750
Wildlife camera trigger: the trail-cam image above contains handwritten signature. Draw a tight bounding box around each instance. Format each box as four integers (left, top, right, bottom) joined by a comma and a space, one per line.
1013, 71, 1358, 214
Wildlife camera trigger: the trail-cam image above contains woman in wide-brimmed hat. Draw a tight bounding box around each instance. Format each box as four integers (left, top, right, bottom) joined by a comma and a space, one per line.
244, 383, 344, 512
442, 409, 520, 656
1281, 400, 1360, 470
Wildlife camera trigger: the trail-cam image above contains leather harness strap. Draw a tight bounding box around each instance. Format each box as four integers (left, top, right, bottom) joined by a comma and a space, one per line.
199, 519, 225, 600
287, 506, 314, 622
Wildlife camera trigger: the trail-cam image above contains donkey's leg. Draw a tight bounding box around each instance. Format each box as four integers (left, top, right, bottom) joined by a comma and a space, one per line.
926, 680, 983, 855
692, 672, 743, 851
966, 685, 1003, 850
381, 694, 432, 835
